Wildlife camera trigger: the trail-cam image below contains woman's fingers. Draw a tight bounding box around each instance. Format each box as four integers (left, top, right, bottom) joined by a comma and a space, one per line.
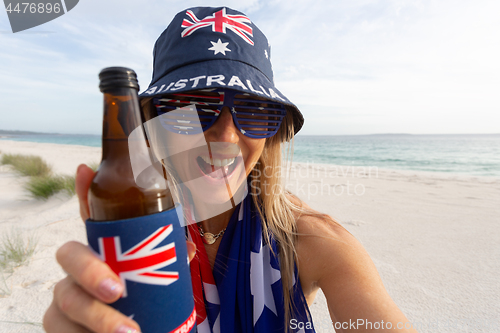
52, 276, 141, 333
75, 164, 95, 222
43, 300, 91, 333
186, 240, 196, 262
52, 242, 141, 332
56, 241, 123, 303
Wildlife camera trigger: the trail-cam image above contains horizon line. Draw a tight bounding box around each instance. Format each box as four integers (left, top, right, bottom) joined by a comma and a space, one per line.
1, 129, 500, 137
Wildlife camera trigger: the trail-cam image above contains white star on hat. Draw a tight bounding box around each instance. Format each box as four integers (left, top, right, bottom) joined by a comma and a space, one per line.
264, 50, 268, 59
208, 39, 231, 55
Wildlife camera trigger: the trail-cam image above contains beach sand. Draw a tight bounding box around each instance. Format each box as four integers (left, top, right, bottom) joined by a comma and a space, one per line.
0, 140, 498, 333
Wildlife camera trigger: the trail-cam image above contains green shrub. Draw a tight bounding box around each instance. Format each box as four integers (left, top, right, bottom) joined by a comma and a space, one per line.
0, 271, 11, 297
1, 154, 52, 177
0, 229, 38, 269
0, 229, 38, 297
1, 153, 76, 200
25, 174, 76, 199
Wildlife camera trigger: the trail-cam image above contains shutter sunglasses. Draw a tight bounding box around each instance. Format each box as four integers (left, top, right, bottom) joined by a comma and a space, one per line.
152, 88, 286, 139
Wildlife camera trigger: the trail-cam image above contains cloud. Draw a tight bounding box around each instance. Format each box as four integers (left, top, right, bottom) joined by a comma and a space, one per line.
255, 0, 500, 134
0, 0, 499, 134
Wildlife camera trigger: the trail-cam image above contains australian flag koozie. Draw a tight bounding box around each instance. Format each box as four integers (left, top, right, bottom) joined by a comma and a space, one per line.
86, 205, 196, 333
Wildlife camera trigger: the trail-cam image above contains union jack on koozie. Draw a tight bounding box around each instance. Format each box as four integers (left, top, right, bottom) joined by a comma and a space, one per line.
96, 225, 179, 297
181, 8, 254, 45
86, 206, 195, 333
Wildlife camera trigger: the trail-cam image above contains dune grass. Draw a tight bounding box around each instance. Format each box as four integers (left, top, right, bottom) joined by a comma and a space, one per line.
0, 229, 38, 270
25, 174, 76, 199
0, 153, 52, 177
0, 272, 11, 297
0, 229, 38, 298
0, 152, 76, 199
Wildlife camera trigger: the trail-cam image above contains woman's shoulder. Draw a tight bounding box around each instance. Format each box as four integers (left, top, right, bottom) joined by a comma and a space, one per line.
287, 194, 376, 287
286, 194, 354, 250
287, 195, 417, 331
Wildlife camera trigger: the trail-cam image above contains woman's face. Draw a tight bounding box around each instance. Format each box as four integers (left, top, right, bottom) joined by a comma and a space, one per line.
203, 106, 266, 177
150, 102, 266, 212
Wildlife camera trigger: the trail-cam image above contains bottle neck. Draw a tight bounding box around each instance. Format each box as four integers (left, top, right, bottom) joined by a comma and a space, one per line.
101, 87, 142, 160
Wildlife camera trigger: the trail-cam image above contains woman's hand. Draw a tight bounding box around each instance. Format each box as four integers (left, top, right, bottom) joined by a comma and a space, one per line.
44, 241, 140, 333
74, 164, 95, 222
43, 164, 196, 332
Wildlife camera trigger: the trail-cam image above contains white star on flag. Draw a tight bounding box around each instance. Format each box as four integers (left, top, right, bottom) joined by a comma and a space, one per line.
202, 282, 221, 333
250, 240, 281, 325
208, 39, 231, 55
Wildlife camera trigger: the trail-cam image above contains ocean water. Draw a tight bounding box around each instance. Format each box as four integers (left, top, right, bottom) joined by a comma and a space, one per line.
0, 134, 101, 147
2, 134, 499, 177
293, 134, 500, 177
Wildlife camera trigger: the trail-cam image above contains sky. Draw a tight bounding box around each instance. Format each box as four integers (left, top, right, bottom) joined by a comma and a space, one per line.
0, 0, 499, 135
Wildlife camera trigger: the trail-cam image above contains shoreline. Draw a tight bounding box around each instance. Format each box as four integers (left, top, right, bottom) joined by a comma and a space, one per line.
289, 160, 500, 182
1, 139, 497, 181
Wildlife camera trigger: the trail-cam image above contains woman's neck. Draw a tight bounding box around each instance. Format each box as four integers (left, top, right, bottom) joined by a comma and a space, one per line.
198, 206, 236, 268
199, 206, 236, 235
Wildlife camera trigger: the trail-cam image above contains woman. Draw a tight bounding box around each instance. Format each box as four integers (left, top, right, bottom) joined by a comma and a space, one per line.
43, 6, 417, 333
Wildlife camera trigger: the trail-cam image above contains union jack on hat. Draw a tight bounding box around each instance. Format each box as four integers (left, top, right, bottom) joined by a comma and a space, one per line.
139, 6, 304, 136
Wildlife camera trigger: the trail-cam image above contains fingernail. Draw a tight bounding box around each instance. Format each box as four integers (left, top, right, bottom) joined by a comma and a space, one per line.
115, 325, 140, 333
98, 278, 123, 299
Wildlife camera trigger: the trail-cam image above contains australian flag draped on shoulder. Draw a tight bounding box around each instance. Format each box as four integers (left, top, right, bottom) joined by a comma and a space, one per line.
187, 194, 316, 333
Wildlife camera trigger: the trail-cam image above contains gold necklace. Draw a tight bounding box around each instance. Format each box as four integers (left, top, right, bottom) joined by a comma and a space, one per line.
198, 225, 226, 245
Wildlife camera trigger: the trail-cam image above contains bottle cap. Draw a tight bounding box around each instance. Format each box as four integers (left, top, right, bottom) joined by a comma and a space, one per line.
99, 67, 139, 92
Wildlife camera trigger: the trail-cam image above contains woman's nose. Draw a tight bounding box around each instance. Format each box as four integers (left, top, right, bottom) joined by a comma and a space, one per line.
204, 106, 239, 142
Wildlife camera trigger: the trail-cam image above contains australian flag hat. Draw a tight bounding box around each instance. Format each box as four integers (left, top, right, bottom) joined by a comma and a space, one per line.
139, 6, 304, 135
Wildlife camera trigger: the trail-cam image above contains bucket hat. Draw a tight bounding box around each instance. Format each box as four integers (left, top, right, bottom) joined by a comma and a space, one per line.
139, 6, 304, 136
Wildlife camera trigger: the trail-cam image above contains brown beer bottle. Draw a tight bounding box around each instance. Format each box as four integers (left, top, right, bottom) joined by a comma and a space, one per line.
88, 67, 174, 221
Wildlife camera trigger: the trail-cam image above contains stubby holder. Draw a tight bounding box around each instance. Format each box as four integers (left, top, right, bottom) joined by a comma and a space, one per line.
85, 205, 196, 333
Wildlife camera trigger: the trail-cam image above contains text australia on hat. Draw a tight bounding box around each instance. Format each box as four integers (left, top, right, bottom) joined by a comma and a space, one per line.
144, 8, 285, 102
143, 75, 285, 102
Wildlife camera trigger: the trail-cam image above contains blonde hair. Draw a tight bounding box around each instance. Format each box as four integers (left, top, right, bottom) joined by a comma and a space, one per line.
249, 108, 311, 330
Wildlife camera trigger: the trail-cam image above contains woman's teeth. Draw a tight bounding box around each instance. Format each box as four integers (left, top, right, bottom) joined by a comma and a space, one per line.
200, 156, 235, 167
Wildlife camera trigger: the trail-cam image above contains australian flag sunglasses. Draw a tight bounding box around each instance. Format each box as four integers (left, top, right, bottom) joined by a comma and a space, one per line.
152, 88, 286, 139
